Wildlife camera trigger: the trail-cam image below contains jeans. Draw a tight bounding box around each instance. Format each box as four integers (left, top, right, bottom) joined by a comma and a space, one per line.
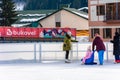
98, 50, 104, 65
85, 52, 94, 63
115, 55, 120, 61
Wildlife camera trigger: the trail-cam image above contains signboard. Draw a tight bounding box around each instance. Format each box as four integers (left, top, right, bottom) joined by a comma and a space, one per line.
0, 27, 76, 38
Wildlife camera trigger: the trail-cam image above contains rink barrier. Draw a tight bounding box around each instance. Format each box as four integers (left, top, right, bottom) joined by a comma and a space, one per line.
0, 42, 113, 63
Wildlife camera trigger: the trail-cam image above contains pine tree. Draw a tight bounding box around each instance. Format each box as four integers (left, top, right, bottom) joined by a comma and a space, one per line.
1, 0, 18, 26
72, 0, 81, 9
24, 0, 88, 10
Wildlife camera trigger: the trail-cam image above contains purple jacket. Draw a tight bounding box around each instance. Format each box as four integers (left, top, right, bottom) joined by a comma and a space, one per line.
92, 36, 105, 51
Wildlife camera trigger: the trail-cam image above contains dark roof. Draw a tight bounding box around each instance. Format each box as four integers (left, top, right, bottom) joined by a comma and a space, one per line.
17, 10, 56, 14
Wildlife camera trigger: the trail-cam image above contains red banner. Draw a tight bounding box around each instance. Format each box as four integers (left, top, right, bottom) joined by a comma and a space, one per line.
0, 27, 76, 38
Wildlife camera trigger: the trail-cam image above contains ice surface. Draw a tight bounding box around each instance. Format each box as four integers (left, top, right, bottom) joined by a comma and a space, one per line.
0, 60, 120, 80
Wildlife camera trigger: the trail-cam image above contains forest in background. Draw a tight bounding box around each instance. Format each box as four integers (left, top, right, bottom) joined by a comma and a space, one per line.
13, 0, 88, 10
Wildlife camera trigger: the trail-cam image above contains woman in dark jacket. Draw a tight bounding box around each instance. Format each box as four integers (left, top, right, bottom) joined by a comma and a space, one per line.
110, 32, 120, 63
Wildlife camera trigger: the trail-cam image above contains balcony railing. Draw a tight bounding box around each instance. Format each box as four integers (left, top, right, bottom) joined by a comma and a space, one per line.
104, 15, 120, 23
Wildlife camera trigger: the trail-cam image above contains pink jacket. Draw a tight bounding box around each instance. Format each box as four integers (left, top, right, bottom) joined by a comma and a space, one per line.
82, 50, 93, 63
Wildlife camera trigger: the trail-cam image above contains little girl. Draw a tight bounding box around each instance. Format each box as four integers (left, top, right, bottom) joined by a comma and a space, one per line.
81, 45, 97, 65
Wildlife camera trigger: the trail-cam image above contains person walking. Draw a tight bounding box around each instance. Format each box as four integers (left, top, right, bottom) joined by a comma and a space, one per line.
92, 33, 105, 65
63, 33, 72, 63
110, 32, 120, 63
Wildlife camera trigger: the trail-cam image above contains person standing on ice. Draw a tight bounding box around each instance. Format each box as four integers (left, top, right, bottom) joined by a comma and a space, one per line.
63, 31, 78, 63
110, 32, 120, 63
63, 33, 72, 63
92, 33, 105, 65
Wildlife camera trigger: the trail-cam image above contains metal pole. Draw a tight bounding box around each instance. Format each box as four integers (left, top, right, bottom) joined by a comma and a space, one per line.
34, 43, 36, 62
70, 43, 73, 61
77, 42, 79, 60
39, 43, 42, 63
106, 42, 109, 61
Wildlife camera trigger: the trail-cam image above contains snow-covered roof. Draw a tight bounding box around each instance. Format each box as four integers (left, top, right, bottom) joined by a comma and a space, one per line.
63, 8, 88, 19
40, 8, 88, 21
12, 23, 31, 27
12, 10, 55, 27
72, 11, 88, 19
20, 16, 44, 22
18, 14, 46, 17
78, 7, 88, 11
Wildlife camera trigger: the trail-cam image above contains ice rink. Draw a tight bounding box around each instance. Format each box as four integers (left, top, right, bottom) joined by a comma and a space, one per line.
0, 60, 120, 80
0, 42, 118, 80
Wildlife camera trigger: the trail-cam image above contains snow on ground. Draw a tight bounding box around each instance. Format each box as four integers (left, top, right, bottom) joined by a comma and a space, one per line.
0, 60, 120, 80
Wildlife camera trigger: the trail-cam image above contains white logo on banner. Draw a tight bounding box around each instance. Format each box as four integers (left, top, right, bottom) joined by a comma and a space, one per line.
0, 32, 1, 37
7, 29, 12, 36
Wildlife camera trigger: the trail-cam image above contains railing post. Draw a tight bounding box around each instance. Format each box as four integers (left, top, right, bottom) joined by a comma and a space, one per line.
106, 42, 109, 62
70, 43, 73, 61
34, 43, 37, 62
77, 42, 79, 60
39, 43, 42, 63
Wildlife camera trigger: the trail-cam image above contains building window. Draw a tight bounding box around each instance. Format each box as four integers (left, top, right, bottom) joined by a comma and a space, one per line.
97, 5, 105, 15
56, 22, 61, 27
103, 28, 112, 38
106, 2, 120, 20
91, 28, 100, 38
